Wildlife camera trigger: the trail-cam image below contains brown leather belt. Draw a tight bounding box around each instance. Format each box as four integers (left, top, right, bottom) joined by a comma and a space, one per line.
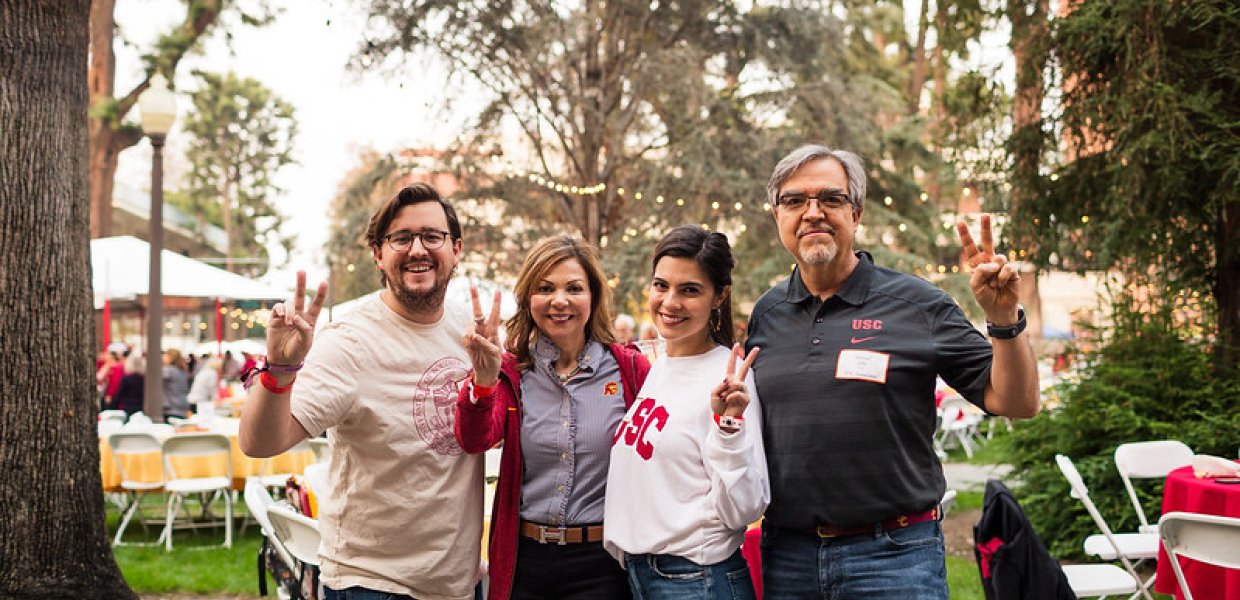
812, 507, 940, 539
519, 521, 605, 545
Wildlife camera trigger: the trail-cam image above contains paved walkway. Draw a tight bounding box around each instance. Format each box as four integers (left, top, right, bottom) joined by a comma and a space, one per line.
943, 462, 1012, 491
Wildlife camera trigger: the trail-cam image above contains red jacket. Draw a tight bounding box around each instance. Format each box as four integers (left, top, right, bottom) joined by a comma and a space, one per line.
455, 343, 650, 600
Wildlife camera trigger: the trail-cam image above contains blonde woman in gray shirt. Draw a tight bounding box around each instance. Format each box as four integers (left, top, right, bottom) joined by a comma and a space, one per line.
456, 235, 651, 600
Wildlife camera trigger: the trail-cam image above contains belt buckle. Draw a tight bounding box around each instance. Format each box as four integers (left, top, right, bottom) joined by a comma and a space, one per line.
815, 526, 838, 539
539, 526, 567, 545
897, 515, 909, 528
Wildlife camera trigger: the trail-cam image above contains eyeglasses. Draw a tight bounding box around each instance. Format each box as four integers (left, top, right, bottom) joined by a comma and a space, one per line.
775, 190, 851, 212
382, 229, 451, 252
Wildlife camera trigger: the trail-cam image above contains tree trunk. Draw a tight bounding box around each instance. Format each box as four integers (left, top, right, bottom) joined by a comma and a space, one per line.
222, 173, 234, 272
0, 2, 138, 598
906, 0, 931, 115
1009, 0, 1048, 343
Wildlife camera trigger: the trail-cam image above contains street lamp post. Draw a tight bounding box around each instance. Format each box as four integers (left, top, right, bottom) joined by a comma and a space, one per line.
139, 73, 176, 422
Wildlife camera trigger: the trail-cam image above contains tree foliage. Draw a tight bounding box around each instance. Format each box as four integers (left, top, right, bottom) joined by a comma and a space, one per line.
350, 0, 1002, 318
999, 299, 1240, 558
88, 0, 276, 239
182, 69, 297, 276
1008, 0, 1240, 369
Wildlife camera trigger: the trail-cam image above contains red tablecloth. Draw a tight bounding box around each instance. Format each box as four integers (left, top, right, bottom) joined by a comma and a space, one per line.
1154, 464, 1240, 600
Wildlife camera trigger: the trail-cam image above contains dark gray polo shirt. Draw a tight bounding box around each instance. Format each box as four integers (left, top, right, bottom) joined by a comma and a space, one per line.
745, 251, 991, 529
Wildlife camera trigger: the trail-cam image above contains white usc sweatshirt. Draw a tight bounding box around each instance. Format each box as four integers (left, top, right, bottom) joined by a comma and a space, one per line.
603, 345, 770, 565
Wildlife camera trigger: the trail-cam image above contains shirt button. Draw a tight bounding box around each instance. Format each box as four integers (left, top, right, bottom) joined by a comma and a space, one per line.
556, 485, 564, 493
563, 421, 569, 428
812, 337, 821, 345
815, 317, 824, 323
561, 452, 568, 461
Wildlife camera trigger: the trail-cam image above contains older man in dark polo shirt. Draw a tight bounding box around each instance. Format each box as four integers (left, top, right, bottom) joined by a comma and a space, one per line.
745, 144, 1039, 599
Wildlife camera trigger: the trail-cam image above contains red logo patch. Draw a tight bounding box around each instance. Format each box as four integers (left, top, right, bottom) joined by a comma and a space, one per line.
603, 381, 619, 396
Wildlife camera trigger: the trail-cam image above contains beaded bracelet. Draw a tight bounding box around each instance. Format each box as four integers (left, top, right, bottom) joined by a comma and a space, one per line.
242, 361, 304, 390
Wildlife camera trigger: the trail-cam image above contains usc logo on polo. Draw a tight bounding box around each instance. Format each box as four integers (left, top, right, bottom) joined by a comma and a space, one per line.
852, 319, 884, 330
613, 397, 668, 461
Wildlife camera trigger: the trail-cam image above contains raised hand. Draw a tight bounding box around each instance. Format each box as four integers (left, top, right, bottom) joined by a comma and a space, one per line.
463, 285, 504, 386
710, 344, 759, 417
956, 215, 1022, 322
267, 271, 328, 367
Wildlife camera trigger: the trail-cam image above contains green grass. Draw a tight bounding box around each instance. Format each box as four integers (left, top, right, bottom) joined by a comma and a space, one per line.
107, 493, 994, 597
954, 490, 984, 512
107, 492, 269, 595
947, 554, 984, 599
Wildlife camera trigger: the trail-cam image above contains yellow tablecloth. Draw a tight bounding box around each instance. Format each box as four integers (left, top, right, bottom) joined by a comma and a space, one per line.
100, 434, 314, 492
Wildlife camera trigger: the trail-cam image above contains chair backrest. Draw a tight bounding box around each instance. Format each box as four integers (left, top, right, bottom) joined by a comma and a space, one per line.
161, 432, 232, 480
1159, 512, 1240, 569
245, 479, 298, 572
1114, 440, 1194, 529
1159, 511, 1240, 600
267, 505, 321, 566
108, 432, 163, 484
1055, 455, 1143, 574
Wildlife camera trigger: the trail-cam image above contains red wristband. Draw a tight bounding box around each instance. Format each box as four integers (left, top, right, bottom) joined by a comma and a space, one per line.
472, 380, 496, 399
260, 371, 294, 394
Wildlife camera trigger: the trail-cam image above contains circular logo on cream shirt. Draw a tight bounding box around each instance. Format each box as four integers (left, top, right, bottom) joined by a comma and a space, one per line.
412, 356, 470, 455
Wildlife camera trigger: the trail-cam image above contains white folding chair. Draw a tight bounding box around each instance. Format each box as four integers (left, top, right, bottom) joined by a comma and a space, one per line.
160, 432, 233, 550
940, 488, 958, 518
267, 505, 321, 566
1056, 454, 1158, 600
244, 478, 298, 579
1114, 440, 1194, 533
1062, 563, 1141, 598
1158, 511, 1240, 600
937, 396, 983, 458
107, 432, 166, 546
258, 438, 313, 492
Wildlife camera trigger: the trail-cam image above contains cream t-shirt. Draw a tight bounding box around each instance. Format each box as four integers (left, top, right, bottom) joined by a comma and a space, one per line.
292, 294, 483, 600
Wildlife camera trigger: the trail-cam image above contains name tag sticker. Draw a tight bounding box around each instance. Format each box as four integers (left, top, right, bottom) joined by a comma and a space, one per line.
835, 349, 890, 383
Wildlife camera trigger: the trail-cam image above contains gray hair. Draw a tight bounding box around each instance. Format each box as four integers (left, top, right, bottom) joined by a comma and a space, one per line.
766, 144, 867, 214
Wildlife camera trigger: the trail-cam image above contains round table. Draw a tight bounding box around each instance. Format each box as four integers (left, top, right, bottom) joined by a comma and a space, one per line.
1154, 464, 1240, 600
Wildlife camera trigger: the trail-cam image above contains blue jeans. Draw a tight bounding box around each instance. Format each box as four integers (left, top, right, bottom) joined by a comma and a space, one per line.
760, 520, 949, 599
625, 549, 756, 600
324, 584, 484, 600
323, 587, 415, 600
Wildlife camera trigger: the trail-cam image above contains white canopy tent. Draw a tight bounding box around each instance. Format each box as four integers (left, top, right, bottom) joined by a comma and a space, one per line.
92, 236, 290, 308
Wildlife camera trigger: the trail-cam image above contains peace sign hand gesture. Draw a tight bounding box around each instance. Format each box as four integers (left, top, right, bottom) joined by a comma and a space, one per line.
463, 285, 504, 387
266, 271, 328, 367
956, 214, 1022, 323
710, 344, 760, 418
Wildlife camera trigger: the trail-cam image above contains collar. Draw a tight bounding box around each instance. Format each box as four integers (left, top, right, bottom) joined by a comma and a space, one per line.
785, 250, 875, 307
533, 334, 604, 373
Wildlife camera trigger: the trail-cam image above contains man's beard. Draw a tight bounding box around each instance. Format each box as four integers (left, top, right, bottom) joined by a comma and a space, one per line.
388, 263, 453, 314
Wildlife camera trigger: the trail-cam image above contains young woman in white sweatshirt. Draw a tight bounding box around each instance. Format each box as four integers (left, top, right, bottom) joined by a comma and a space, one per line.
603, 225, 769, 599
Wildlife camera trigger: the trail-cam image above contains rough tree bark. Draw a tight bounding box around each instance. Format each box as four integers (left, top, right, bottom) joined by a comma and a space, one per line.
0, 2, 138, 598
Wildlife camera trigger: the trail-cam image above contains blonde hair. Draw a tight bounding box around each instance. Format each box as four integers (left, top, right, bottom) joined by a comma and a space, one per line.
505, 235, 615, 370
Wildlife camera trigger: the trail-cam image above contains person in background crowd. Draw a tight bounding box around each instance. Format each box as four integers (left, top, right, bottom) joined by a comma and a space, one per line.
187, 356, 222, 412
114, 354, 146, 419
746, 144, 1038, 599
240, 351, 258, 380
221, 350, 240, 381
98, 343, 128, 410
604, 225, 768, 599
240, 183, 483, 600
186, 353, 198, 379
456, 235, 651, 600
613, 313, 637, 345
162, 349, 191, 419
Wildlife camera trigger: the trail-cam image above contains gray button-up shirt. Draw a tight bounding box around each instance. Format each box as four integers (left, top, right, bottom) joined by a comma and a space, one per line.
518, 336, 626, 526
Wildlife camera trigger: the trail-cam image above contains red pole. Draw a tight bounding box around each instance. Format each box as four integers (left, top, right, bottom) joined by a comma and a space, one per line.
101, 299, 111, 350
215, 298, 223, 355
